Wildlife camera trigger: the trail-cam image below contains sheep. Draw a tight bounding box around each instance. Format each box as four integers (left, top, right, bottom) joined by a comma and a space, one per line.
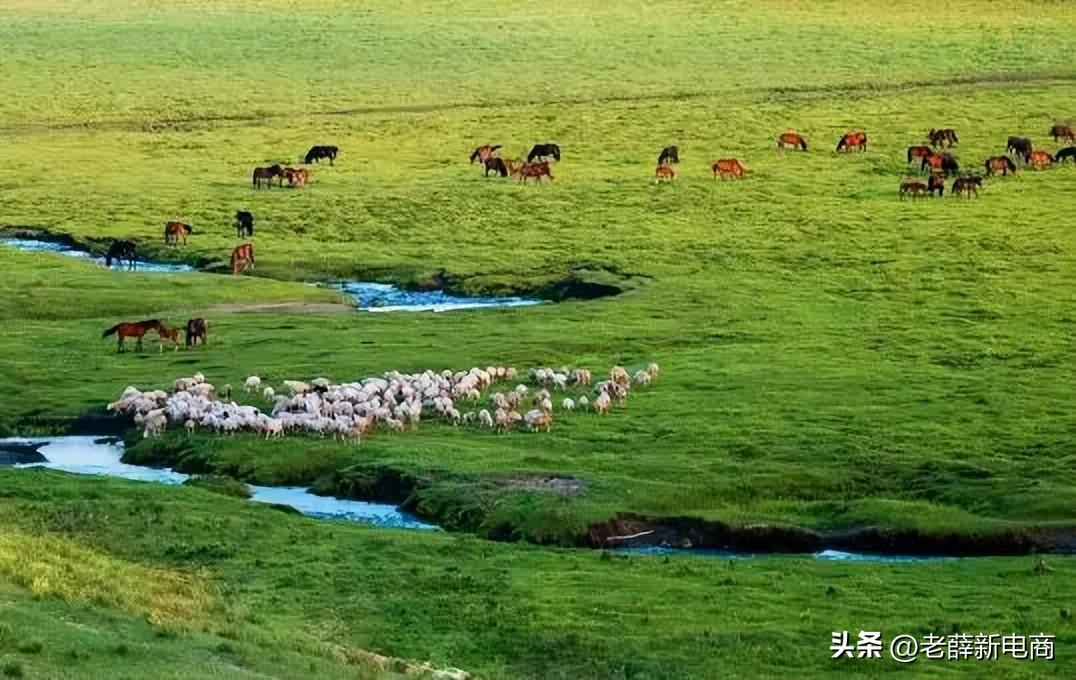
283, 380, 310, 396
593, 392, 612, 414
562, 397, 575, 411
478, 409, 494, 428
533, 388, 550, 405
570, 368, 592, 386
524, 409, 552, 432
610, 366, 630, 387
193, 372, 205, 384
263, 418, 284, 439
221, 384, 232, 400
551, 373, 568, 390
184, 419, 196, 434
263, 386, 275, 402
646, 362, 660, 379
494, 408, 521, 432
539, 397, 553, 414
633, 370, 651, 386
578, 395, 589, 408
244, 376, 261, 393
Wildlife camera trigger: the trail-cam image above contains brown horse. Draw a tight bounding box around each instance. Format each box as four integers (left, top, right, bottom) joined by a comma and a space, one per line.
185, 318, 208, 347
252, 164, 284, 188
836, 132, 867, 152
284, 167, 310, 186
928, 128, 959, 147
777, 132, 807, 151
1049, 124, 1075, 143
654, 164, 676, 183
899, 180, 927, 200
230, 243, 255, 274
102, 319, 173, 353
517, 161, 552, 183
921, 152, 959, 176
985, 156, 1017, 176
1028, 150, 1054, 169
711, 158, 745, 179
907, 145, 933, 163
469, 145, 502, 164
951, 176, 982, 198
163, 221, 192, 246
927, 173, 945, 197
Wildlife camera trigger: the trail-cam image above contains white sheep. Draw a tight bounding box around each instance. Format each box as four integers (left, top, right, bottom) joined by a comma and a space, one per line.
524, 409, 552, 432
478, 409, 494, 428
633, 370, 651, 386
646, 362, 660, 379
562, 397, 575, 411
244, 376, 261, 393
593, 392, 612, 414
578, 395, 589, 408
263, 386, 275, 402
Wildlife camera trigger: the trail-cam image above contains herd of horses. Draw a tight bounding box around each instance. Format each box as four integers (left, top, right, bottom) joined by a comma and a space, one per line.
102, 318, 207, 353
471, 143, 561, 181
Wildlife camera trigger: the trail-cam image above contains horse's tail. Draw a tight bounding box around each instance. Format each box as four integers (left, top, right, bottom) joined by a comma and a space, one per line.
102, 324, 121, 338
835, 138, 845, 152
469, 148, 479, 163
907, 148, 913, 163
552, 145, 561, 161
799, 138, 807, 151
252, 170, 258, 187
183, 223, 192, 234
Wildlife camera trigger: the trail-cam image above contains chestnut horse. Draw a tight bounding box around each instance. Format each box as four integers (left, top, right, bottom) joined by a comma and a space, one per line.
927, 173, 945, 197
921, 152, 959, 176
711, 158, 745, 179
654, 164, 675, 182
284, 167, 310, 186
517, 161, 552, 183
985, 156, 1017, 176
469, 145, 502, 164
102, 319, 177, 353
1028, 150, 1054, 169
777, 132, 807, 151
185, 318, 208, 348
951, 176, 982, 198
1049, 124, 1075, 143
899, 180, 927, 200
836, 132, 867, 152
928, 128, 958, 147
252, 164, 285, 188
230, 243, 255, 274
907, 145, 933, 163
163, 221, 192, 246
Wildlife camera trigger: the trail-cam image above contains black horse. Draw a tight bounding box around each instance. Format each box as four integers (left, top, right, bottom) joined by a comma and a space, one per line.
235, 210, 254, 238
527, 143, 561, 163
483, 157, 509, 177
104, 240, 137, 270
1006, 137, 1032, 163
304, 145, 338, 165
1055, 146, 1076, 164
657, 145, 679, 165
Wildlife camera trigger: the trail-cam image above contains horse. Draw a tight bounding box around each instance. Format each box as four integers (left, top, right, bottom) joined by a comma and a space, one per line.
235, 211, 254, 238
921, 152, 959, 176
658, 145, 681, 164
836, 131, 867, 152
185, 318, 208, 348
516, 161, 552, 183
1049, 124, 1075, 143
503, 158, 525, 177
285, 167, 310, 186
304, 145, 338, 165
470, 145, 502, 164
104, 240, 137, 270
951, 176, 982, 198
253, 164, 284, 188
985, 156, 1017, 176
527, 143, 561, 163
1028, 150, 1054, 169
928, 128, 959, 147
654, 164, 676, 183
230, 243, 255, 274
927, 173, 945, 197
711, 158, 745, 180
777, 132, 807, 151
1055, 146, 1076, 163
483, 157, 509, 177
907, 145, 933, 163
1006, 137, 1032, 163
899, 180, 927, 200
102, 319, 170, 353
163, 221, 192, 246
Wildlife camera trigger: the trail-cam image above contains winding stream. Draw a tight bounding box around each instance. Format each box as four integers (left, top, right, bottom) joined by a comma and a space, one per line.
2, 237, 193, 273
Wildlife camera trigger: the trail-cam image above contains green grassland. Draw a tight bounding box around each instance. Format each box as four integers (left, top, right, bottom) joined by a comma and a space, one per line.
1, 0, 1076, 677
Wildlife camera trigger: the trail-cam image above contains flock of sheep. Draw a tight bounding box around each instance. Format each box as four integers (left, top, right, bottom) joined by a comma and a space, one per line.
108, 362, 660, 441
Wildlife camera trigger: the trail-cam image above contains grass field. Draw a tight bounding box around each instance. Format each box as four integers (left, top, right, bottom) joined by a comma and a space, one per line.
1, 0, 1075, 677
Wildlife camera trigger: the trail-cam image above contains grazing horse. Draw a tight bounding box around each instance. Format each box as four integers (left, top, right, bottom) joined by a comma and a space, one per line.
927, 173, 945, 197
284, 167, 310, 186
163, 221, 192, 246
102, 319, 171, 353
836, 131, 867, 152
985, 155, 1017, 176
928, 128, 959, 147
1006, 137, 1032, 163
516, 161, 552, 183
104, 240, 137, 270
951, 176, 982, 198
921, 152, 959, 176
304, 145, 338, 165
230, 243, 255, 274
777, 132, 808, 151
1055, 146, 1076, 163
469, 145, 502, 164
1049, 124, 1075, 143
658, 145, 681, 164
527, 143, 561, 163
482, 157, 509, 177
907, 145, 933, 163
1028, 150, 1054, 169
654, 164, 675, 183
185, 318, 208, 348
252, 164, 284, 188
711, 158, 745, 179
899, 180, 927, 200
235, 211, 254, 238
